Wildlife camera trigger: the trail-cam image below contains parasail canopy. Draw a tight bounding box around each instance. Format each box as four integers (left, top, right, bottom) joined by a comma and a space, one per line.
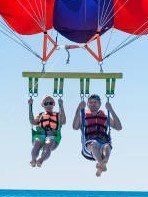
0, 0, 148, 43
0, 0, 147, 63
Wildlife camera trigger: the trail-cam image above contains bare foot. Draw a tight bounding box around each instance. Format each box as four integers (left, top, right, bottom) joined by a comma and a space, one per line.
96, 163, 102, 177
101, 160, 107, 172
36, 159, 43, 167
30, 160, 36, 167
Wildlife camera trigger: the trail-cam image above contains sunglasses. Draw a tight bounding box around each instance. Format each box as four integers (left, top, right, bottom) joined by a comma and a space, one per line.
43, 101, 54, 106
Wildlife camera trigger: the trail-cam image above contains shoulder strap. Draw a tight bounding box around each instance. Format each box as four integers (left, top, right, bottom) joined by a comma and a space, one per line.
81, 108, 85, 135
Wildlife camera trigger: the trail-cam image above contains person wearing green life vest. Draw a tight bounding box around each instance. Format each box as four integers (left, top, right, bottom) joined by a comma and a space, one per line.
28, 95, 66, 167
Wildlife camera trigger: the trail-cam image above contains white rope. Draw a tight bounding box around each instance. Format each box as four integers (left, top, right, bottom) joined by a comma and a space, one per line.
34, 0, 44, 27
35, 0, 46, 30
96, 0, 148, 60
103, 19, 148, 60
99, 0, 112, 27
97, 0, 101, 28
16, 0, 46, 31
43, 0, 47, 30
0, 18, 42, 60
103, 27, 115, 58
102, 0, 129, 28
99, 0, 109, 27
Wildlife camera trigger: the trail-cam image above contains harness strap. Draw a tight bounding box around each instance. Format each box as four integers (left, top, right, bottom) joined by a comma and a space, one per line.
30, 97, 33, 130
81, 109, 85, 135
39, 117, 58, 124
106, 97, 111, 139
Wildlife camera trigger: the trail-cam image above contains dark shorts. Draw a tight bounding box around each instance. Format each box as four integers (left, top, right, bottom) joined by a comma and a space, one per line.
81, 137, 112, 161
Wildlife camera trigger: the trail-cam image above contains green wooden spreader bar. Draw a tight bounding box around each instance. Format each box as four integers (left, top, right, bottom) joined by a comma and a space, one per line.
22, 72, 123, 79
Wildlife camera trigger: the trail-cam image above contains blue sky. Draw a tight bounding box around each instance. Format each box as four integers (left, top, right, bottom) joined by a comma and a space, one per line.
0, 26, 148, 191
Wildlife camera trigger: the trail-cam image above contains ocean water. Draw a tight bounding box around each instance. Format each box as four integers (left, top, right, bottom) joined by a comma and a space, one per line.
0, 190, 147, 197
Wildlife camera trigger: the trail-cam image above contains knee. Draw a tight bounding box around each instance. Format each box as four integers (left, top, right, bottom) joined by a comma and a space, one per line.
45, 136, 54, 144
44, 139, 54, 149
103, 144, 111, 152
91, 141, 99, 150
102, 144, 111, 157
45, 139, 52, 146
33, 138, 42, 146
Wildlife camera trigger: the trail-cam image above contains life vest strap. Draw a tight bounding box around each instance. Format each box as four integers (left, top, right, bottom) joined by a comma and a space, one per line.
85, 123, 107, 130
85, 131, 110, 142
85, 115, 107, 120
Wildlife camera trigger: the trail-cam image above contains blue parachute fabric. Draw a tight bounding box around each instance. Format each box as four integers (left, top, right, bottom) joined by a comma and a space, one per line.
53, 0, 114, 43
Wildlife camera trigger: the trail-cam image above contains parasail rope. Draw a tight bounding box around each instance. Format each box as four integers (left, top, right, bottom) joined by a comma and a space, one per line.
103, 20, 148, 60
97, 0, 129, 60
98, 0, 100, 26
99, 0, 112, 28
101, 0, 129, 28
34, 0, 46, 30
43, 0, 47, 30
103, 27, 115, 58
0, 19, 42, 60
16, 0, 46, 31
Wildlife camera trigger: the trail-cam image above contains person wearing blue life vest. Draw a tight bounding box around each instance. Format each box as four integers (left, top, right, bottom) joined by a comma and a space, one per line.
73, 94, 122, 177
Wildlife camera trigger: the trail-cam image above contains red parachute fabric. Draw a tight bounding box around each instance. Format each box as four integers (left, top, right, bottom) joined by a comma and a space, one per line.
0, 0, 148, 36
114, 0, 148, 35
0, 0, 55, 35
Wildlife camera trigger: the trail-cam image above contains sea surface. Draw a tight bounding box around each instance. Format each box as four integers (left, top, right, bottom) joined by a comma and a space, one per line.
0, 190, 147, 197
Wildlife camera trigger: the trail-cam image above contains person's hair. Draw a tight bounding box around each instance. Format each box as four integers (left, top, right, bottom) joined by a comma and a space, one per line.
41, 95, 55, 107
88, 94, 101, 102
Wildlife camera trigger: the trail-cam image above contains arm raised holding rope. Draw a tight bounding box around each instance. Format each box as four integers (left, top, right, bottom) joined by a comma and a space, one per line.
28, 97, 39, 125
73, 101, 86, 130
106, 102, 122, 130
58, 98, 66, 125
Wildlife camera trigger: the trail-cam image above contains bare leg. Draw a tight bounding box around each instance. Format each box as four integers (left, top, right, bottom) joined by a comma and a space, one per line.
87, 141, 103, 177
37, 138, 58, 167
30, 138, 42, 167
102, 144, 111, 161
88, 141, 102, 164
100, 144, 111, 171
